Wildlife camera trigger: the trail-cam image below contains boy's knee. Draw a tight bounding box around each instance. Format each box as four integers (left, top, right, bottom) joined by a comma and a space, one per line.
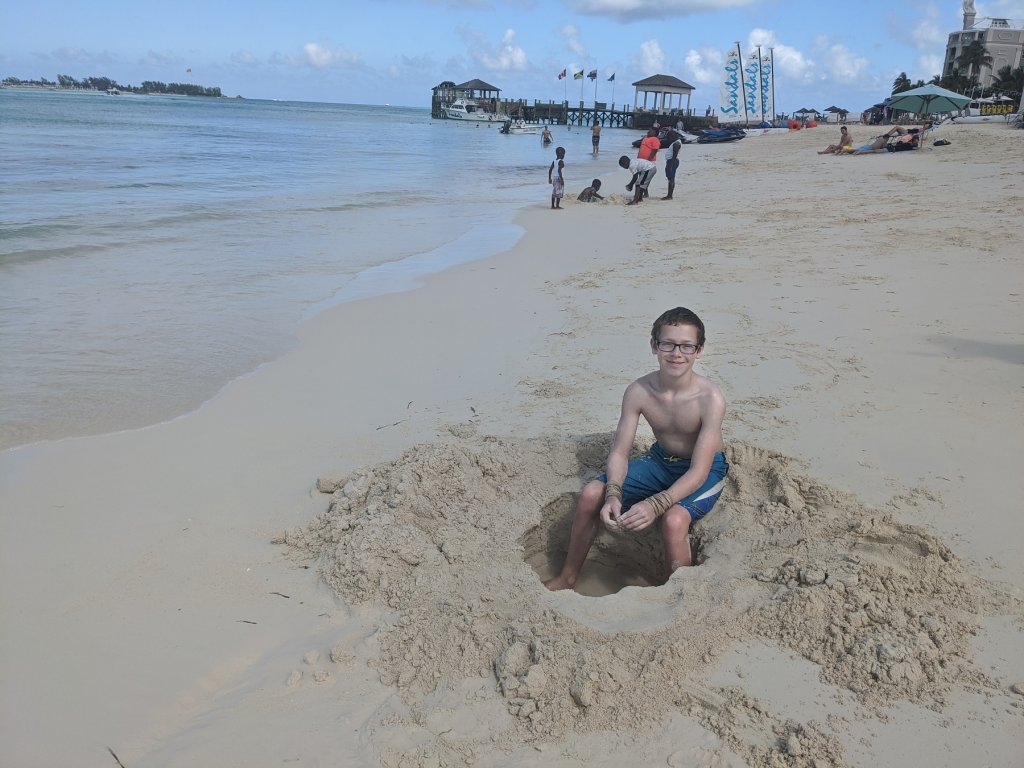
578, 481, 605, 512
661, 506, 692, 537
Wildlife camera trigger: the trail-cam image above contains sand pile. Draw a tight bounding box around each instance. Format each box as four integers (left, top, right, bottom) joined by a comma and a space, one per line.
277, 427, 1013, 767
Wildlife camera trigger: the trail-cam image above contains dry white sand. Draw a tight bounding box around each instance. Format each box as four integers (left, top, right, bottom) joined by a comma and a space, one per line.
1, 122, 1022, 767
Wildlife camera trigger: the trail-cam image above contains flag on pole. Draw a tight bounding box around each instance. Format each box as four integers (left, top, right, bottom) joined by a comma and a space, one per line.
557, 69, 566, 80
607, 73, 615, 82
573, 70, 584, 80
587, 69, 597, 80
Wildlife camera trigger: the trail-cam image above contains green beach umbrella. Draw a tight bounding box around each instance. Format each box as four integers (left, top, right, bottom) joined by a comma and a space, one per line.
885, 84, 970, 117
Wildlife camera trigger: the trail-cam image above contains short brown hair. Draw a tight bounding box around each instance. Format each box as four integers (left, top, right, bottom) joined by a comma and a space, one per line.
651, 307, 705, 348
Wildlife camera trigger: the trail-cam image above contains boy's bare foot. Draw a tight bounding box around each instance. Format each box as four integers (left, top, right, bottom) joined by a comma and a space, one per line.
660, 195, 672, 200
543, 575, 575, 591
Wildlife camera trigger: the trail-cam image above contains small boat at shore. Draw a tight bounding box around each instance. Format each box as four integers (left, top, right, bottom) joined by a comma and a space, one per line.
443, 98, 502, 122
499, 119, 539, 135
951, 96, 1017, 123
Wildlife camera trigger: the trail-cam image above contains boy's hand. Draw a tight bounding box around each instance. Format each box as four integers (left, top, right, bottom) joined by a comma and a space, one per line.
600, 498, 623, 533
625, 182, 634, 191
618, 500, 657, 532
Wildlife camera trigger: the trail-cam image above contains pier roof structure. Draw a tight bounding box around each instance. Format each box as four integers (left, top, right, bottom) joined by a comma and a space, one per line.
631, 74, 695, 115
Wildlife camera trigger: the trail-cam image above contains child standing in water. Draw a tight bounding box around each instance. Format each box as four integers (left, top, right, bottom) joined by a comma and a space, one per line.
548, 146, 565, 209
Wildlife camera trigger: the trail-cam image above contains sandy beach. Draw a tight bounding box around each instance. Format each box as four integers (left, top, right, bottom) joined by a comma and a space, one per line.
1, 122, 1022, 767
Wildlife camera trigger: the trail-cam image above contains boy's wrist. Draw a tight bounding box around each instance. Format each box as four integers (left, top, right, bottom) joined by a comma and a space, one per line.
644, 491, 675, 517
604, 482, 622, 501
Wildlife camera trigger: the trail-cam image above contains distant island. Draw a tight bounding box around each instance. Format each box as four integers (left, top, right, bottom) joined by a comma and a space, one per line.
2, 74, 228, 98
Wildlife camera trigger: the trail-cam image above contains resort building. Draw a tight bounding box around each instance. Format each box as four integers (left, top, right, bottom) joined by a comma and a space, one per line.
944, 1, 1023, 87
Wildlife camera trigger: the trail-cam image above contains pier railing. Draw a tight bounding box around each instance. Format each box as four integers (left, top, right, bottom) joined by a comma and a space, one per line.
431, 93, 720, 131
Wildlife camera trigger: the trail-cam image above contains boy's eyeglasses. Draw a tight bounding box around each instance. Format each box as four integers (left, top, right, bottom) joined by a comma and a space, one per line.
656, 341, 699, 354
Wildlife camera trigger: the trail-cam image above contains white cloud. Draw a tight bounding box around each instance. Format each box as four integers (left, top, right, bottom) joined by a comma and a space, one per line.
747, 29, 815, 84
142, 50, 184, 68
572, 0, 756, 21
918, 53, 943, 79
911, 7, 946, 48
231, 51, 258, 66
822, 43, 870, 81
684, 47, 724, 85
473, 28, 529, 71
296, 42, 360, 70
562, 25, 586, 57
639, 39, 666, 72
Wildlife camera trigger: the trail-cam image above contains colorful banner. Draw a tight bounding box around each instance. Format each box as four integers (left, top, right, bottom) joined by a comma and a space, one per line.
587, 69, 597, 80
743, 53, 761, 123
573, 70, 584, 80
607, 73, 615, 82
557, 69, 566, 80
718, 43, 743, 123
759, 51, 774, 123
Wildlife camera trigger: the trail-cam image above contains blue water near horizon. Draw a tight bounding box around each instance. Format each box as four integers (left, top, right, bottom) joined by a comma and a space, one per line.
0, 88, 622, 450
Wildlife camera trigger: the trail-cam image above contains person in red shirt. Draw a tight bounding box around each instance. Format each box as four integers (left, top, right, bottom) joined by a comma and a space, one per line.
638, 128, 660, 161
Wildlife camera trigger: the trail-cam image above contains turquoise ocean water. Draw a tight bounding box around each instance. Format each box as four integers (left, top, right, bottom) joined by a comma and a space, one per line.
0, 89, 619, 450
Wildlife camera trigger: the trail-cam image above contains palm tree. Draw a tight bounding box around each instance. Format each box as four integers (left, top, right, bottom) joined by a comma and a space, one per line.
892, 72, 912, 94
955, 40, 994, 82
991, 65, 1024, 101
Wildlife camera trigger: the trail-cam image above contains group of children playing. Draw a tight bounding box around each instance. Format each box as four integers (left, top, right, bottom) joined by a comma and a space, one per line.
547, 125, 683, 209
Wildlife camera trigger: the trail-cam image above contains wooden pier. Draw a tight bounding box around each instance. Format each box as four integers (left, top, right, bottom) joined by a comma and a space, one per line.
430, 79, 720, 131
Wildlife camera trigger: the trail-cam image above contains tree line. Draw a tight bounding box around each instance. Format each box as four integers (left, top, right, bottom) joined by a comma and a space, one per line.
891, 41, 1023, 101
2, 74, 224, 98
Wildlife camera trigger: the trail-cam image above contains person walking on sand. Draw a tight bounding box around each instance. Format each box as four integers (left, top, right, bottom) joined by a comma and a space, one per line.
591, 122, 602, 155
619, 154, 656, 205
548, 146, 565, 209
544, 307, 728, 591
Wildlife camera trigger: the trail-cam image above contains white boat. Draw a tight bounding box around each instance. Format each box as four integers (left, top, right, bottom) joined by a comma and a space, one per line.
499, 119, 539, 135
952, 96, 1017, 123
443, 98, 501, 122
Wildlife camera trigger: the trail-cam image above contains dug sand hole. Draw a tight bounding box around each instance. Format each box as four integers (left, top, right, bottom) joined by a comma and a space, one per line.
521, 492, 708, 596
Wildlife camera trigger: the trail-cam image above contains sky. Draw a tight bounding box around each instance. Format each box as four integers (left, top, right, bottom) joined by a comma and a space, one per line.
3, 0, 1023, 113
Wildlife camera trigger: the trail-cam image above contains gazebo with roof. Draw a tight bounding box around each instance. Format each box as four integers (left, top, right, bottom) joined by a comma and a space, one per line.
453, 79, 501, 102
632, 74, 695, 116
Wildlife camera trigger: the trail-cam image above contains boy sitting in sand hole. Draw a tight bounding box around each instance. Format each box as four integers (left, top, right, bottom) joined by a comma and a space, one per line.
577, 179, 604, 202
544, 307, 729, 591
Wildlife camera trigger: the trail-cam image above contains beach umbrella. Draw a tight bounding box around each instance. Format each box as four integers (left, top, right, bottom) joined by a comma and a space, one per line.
885, 84, 970, 116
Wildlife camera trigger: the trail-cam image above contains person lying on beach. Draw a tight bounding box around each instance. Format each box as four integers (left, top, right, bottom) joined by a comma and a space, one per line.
577, 179, 604, 202
544, 307, 729, 591
818, 126, 853, 154
841, 122, 935, 154
619, 155, 656, 205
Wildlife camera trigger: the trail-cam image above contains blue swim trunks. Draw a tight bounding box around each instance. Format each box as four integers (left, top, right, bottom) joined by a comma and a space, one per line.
599, 442, 728, 525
